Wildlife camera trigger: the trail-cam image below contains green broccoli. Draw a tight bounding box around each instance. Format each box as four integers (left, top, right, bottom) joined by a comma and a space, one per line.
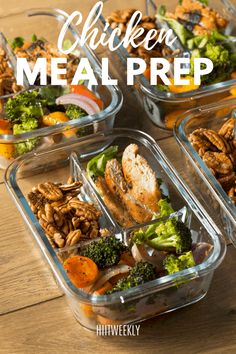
65, 105, 87, 120
158, 198, 174, 218
132, 198, 174, 244
13, 122, 38, 156
132, 199, 192, 254
81, 236, 127, 269
106, 261, 157, 294
204, 43, 229, 64
5, 91, 45, 123
163, 251, 195, 276
146, 219, 192, 254
86, 145, 119, 179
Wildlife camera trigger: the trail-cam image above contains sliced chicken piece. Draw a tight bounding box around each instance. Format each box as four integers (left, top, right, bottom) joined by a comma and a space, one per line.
95, 176, 134, 228
105, 159, 152, 223
122, 144, 161, 213
178, 0, 227, 30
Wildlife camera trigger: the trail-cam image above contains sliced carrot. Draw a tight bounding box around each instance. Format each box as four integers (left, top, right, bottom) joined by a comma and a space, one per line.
79, 303, 94, 318
168, 77, 199, 93
229, 87, 236, 96
0, 120, 14, 159
96, 315, 124, 325
42, 112, 69, 126
0, 119, 11, 130
70, 85, 103, 110
64, 255, 99, 288
120, 251, 136, 267
94, 281, 113, 295
144, 67, 150, 81
42, 112, 76, 138
164, 109, 185, 129
231, 72, 236, 80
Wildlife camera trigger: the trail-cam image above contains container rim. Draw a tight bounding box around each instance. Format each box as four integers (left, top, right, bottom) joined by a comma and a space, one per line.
174, 97, 236, 237
0, 8, 123, 142
4, 128, 226, 306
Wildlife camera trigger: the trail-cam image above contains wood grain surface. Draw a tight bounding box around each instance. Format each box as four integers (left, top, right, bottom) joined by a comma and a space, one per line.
0, 184, 62, 315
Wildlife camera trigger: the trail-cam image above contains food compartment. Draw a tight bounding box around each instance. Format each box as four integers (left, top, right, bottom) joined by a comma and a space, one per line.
57, 215, 218, 329
174, 97, 236, 245
97, 0, 236, 129
79, 133, 192, 229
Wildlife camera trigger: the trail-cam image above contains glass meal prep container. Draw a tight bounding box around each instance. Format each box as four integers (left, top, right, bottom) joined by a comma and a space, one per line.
0, 8, 123, 169
5, 128, 226, 331
97, 0, 236, 130
174, 97, 236, 246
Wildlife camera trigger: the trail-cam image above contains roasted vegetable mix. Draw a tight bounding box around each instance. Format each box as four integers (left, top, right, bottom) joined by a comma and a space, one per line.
0, 84, 103, 159
156, 0, 236, 90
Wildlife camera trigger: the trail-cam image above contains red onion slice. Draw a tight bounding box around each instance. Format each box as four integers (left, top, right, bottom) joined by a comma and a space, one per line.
192, 242, 213, 265
90, 264, 131, 293
56, 93, 101, 115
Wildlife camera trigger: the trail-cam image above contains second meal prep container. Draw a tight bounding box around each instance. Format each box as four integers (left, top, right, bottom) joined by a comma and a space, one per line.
0, 8, 123, 169
5, 128, 226, 330
174, 97, 236, 246
97, 0, 236, 129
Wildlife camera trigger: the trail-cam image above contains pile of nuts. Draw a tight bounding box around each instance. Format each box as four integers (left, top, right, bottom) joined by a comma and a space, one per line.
0, 47, 22, 103
188, 117, 236, 202
106, 9, 179, 63
28, 179, 102, 249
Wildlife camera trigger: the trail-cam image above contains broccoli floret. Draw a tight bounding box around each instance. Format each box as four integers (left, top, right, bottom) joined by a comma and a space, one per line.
164, 251, 195, 276
158, 198, 174, 217
146, 219, 192, 254
65, 104, 87, 120
5, 91, 46, 123
13, 119, 39, 156
132, 198, 175, 244
81, 236, 127, 269
107, 261, 156, 294
132, 198, 192, 254
204, 43, 229, 65
14, 118, 39, 131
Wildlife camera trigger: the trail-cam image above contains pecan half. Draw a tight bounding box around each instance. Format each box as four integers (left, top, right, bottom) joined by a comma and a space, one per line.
188, 128, 214, 154
38, 182, 63, 201
218, 118, 235, 141
202, 130, 232, 153
66, 230, 82, 246
203, 151, 234, 175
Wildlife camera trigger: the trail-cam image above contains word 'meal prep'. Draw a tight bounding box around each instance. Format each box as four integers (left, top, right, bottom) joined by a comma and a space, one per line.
16, 1, 213, 86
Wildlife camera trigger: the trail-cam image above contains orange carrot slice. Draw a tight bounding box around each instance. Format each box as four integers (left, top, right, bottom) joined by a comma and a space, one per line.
0, 120, 14, 159
64, 255, 99, 288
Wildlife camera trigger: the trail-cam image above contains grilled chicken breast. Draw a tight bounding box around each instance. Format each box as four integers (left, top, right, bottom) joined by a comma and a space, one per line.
122, 144, 161, 213
173, 0, 227, 35
105, 159, 153, 223
95, 176, 134, 228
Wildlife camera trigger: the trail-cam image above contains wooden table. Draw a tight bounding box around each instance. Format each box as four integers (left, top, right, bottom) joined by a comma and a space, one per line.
1, 1, 236, 353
